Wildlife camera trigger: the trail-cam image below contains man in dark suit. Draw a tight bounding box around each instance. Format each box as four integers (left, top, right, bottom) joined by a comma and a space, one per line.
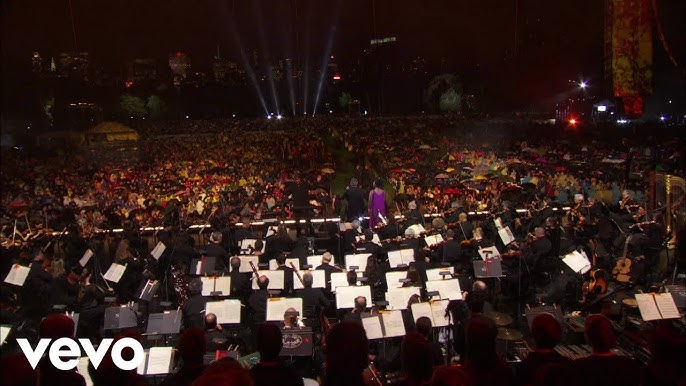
228, 257, 251, 299
181, 279, 206, 329
431, 229, 462, 266
342, 178, 366, 222
275, 253, 294, 297
205, 231, 230, 273
456, 212, 474, 241
204, 313, 227, 351
316, 252, 342, 292
342, 296, 370, 325
295, 273, 330, 327
248, 275, 270, 325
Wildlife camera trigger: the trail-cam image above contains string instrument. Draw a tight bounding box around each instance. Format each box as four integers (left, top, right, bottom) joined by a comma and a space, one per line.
362, 362, 385, 386
319, 310, 332, 351
612, 236, 632, 283
290, 262, 305, 286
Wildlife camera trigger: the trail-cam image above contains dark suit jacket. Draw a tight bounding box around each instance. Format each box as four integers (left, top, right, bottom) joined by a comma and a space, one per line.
181, 294, 207, 329
229, 270, 251, 299
205, 243, 230, 273
295, 287, 330, 320
316, 263, 342, 291
248, 289, 269, 325
277, 265, 295, 296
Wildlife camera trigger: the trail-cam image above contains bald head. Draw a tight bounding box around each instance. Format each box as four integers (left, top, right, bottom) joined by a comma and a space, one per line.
257, 275, 269, 290
230, 256, 241, 271
205, 313, 218, 329
472, 280, 487, 292
354, 296, 367, 312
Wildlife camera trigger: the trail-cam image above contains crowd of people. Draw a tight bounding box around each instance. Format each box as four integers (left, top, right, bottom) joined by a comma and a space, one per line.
0, 116, 684, 386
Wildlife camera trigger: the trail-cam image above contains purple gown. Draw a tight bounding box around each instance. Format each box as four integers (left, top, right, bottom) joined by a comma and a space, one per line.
369, 189, 387, 228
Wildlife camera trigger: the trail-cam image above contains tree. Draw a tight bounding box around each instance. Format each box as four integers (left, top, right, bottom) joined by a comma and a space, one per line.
146, 95, 166, 119
120, 94, 148, 118
338, 92, 352, 112
425, 74, 463, 113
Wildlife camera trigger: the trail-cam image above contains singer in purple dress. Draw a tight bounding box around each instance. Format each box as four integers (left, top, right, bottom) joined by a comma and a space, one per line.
368, 180, 387, 229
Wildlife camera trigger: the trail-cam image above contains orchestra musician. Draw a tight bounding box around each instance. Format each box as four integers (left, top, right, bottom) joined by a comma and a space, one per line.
229, 256, 252, 299
206, 231, 230, 273
248, 275, 270, 325
295, 272, 329, 328
275, 253, 295, 296
315, 252, 342, 292
181, 278, 206, 329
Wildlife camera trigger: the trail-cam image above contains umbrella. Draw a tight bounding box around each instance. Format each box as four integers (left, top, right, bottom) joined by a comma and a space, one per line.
445, 167, 456, 173
435, 173, 449, 179
321, 167, 335, 174
419, 144, 431, 150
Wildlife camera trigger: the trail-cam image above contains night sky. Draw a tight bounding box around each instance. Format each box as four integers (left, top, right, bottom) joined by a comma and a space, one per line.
2, 0, 684, 112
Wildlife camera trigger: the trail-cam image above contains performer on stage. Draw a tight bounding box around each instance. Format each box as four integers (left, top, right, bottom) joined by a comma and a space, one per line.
368, 179, 387, 229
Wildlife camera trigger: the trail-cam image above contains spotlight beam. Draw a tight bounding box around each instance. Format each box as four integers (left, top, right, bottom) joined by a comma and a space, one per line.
253, 0, 280, 116
312, 0, 342, 116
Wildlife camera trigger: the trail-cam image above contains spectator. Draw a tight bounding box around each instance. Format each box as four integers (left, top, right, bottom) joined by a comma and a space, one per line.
160, 327, 206, 386
250, 324, 303, 386
324, 322, 369, 386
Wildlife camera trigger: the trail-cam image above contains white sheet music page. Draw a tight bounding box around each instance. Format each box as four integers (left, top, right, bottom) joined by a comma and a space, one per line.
252, 270, 285, 290
206, 299, 242, 324
150, 241, 166, 261
79, 249, 93, 267
655, 293, 680, 319
266, 297, 303, 321
478, 247, 501, 260
424, 234, 444, 248
635, 293, 662, 321
425, 279, 462, 301
345, 254, 371, 271
385, 287, 421, 310
136, 351, 148, 375
330, 272, 350, 292
387, 250, 405, 269
362, 315, 384, 340
269, 258, 300, 271
385, 271, 408, 289
238, 256, 259, 273
294, 270, 326, 290
381, 310, 406, 338
0, 325, 11, 346
103, 263, 126, 283
335, 285, 372, 309
146, 346, 174, 375
214, 276, 231, 296
430, 300, 450, 327
4, 264, 30, 287
200, 277, 215, 296
562, 251, 591, 274
410, 303, 433, 324
498, 226, 515, 246
426, 267, 455, 281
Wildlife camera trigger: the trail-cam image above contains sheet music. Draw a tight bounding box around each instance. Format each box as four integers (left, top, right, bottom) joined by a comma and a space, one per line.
240, 239, 266, 253
79, 249, 93, 267
388, 249, 415, 268
498, 226, 516, 246
77, 357, 94, 386
205, 299, 242, 324
345, 254, 371, 271
200, 277, 214, 296
145, 347, 174, 375
150, 241, 166, 261
252, 270, 285, 290
406, 224, 425, 236
4, 264, 30, 287
335, 285, 372, 309
426, 267, 455, 281
307, 255, 336, 268
381, 310, 406, 338
339, 222, 353, 232
425, 279, 462, 300
424, 234, 444, 247
294, 270, 326, 290
385, 287, 421, 310
635, 293, 663, 321
655, 293, 680, 319
410, 303, 433, 325
265, 226, 278, 238
0, 325, 10, 346
429, 300, 450, 327
269, 258, 300, 271
362, 315, 384, 340
214, 276, 231, 296
330, 272, 352, 292
478, 246, 501, 260
103, 263, 126, 283
562, 251, 591, 274
385, 271, 408, 289
494, 218, 503, 229
266, 297, 303, 321
136, 352, 148, 375
238, 256, 259, 273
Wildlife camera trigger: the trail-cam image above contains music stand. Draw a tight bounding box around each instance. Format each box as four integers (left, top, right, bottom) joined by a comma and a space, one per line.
190, 256, 217, 276
279, 327, 313, 357
104, 305, 139, 330
139, 280, 161, 302
146, 310, 182, 335
473, 259, 503, 278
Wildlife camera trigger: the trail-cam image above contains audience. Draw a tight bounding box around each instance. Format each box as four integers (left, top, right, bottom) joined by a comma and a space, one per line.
250, 323, 304, 386
324, 322, 369, 386
517, 313, 572, 386
462, 316, 514, 386
160, 328, 206, 386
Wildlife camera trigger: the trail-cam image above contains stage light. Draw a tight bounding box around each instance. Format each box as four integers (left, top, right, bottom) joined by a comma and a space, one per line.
569, 118, 577, 125
579, 81, 587, 89
232, 114, 236, 118
267, 115, 272, 120
660, 116, 666, 121
185, 115, 189, 119
277, 114, 282, 120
